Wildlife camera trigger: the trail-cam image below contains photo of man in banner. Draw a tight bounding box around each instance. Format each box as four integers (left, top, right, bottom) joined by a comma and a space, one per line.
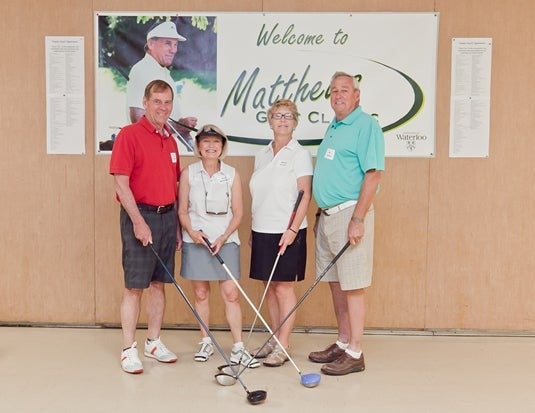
96, 14, 217, 153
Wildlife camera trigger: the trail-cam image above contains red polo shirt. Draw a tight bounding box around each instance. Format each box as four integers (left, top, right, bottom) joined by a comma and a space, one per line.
109, 116, 181, 205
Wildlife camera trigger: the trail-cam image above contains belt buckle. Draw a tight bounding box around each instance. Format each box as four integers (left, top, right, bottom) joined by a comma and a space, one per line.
156, 205, 165, 214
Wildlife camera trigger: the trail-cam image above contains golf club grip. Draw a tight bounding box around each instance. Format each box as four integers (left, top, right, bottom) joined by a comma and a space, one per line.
292, 190, 305, 216
203, 237, 225, 264
286, 189, 304, 230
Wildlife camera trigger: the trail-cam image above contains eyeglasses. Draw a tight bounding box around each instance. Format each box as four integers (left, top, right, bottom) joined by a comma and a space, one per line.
271, 113, 296, 120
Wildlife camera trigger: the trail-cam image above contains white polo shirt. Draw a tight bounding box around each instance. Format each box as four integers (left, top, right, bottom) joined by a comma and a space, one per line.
183, 161, 240, 244
249, 139, 313, 233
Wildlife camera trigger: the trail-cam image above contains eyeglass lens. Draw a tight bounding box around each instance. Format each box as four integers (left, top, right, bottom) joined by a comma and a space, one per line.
271, 113, 295, 120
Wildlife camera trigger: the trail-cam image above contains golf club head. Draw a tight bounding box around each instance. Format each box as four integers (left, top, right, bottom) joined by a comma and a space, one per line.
216, 364, 231, 372
247, 390, 267, 405
216, 364, 238, 376
301, 372, 321, 388
214, 372, 237, 386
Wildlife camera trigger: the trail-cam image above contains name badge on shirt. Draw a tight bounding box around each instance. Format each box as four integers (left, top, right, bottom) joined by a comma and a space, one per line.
325, 148, 335, 160
170, 152, 177, 163
217, 174, 229, 184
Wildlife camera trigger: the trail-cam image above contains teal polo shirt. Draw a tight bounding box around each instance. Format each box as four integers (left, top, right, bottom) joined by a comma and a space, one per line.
313, 106, 385, 208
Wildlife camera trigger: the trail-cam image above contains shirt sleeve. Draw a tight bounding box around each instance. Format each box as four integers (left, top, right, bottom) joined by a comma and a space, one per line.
358, 118, 385, 173
294, 147, 314, 178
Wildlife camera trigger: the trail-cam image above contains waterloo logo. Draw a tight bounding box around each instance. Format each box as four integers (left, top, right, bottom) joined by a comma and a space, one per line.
396, 132, 428, 152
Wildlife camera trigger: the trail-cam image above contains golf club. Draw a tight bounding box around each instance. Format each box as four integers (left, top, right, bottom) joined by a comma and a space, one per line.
243, 190, 305, 350
203, 238, 320, 388
226, 241, 351, 387
148, 243, 267, 405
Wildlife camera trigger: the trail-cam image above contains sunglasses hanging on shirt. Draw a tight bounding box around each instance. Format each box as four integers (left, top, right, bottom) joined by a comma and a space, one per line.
201, 171, 230, 215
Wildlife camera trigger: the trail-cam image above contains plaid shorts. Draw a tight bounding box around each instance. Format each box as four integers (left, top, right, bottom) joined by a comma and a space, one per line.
120, 207, 178, 289
315, 205, 375, 290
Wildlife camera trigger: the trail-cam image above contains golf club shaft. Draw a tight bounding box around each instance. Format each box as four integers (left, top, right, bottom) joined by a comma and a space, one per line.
204, 239, 302, 374
236, 240, 351, 379
148, 244, 251, 393
166, 119, 194, 152
244, 189, 304, 345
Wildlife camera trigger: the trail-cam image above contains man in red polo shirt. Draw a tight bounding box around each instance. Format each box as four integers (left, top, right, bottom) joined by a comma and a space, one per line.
110, 79, 181, 374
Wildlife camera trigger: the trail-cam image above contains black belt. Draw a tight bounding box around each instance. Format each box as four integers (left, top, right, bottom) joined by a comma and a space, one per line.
137, 203, 174, 214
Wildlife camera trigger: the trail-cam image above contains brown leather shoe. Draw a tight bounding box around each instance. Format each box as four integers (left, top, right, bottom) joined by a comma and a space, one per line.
321, 352, 365, 375
308, 343, 346, 363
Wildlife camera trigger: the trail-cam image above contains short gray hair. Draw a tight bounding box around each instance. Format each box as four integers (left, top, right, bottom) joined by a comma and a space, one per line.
330, 71, 360, 90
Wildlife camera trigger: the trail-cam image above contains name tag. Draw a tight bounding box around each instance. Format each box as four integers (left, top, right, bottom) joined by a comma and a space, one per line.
325, 148, 335, 160
217, 175, 230, 184
170, 152, 177, 163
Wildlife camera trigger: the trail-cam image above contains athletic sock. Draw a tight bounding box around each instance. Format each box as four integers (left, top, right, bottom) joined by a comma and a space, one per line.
336, 340, 349, 350
201, 337, 212, 344
232, 341, 244, 350
345, 348, 362, 359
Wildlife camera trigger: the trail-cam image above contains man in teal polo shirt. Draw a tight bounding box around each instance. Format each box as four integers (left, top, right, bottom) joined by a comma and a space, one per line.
309, 71, 385, 375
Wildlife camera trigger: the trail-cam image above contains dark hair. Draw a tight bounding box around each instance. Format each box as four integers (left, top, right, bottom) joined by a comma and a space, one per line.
143, 79, 174, 101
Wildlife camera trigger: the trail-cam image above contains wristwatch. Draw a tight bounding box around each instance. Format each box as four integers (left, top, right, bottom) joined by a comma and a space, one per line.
350, 216, 364, 224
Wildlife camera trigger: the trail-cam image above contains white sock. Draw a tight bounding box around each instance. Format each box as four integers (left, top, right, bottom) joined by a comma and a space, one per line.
345, 348, 362, 359
336, 340, 348, 350
232, 341, 244, 350
201, 337, 212, 344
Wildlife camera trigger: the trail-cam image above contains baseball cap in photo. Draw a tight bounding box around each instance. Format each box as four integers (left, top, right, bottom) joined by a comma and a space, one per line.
146, 21, 186, 41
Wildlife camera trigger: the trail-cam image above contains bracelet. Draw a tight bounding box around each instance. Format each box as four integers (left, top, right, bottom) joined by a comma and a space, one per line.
288, 228, 297, 234
350, 216, 364, 224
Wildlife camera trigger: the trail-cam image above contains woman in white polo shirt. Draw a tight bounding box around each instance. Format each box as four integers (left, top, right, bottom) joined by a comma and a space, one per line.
178, 124, 259, 368
249, 99, 313, 367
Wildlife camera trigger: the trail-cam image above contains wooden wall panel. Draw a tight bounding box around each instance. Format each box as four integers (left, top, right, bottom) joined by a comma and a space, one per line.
2, 0, 535, 334
0, 0, 95, 323
427, 0, 535, 330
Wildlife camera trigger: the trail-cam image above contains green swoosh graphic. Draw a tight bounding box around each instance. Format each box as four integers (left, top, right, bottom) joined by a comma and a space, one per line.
226, 61, 424, 146
367, 59, 425, 132
226, 135, 322, 147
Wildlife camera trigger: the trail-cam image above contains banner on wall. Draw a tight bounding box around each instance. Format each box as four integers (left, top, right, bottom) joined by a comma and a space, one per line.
95, 12, 439, 157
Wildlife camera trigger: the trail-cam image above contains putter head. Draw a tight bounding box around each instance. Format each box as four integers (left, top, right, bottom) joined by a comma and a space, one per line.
301, 372, 321, 388
214, 372, 237, 386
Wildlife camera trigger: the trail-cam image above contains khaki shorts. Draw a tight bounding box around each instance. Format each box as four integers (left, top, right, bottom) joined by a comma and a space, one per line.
315, 205, 374, 290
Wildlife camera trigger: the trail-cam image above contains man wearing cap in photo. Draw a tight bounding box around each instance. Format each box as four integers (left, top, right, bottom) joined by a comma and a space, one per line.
127, 20, 197, 151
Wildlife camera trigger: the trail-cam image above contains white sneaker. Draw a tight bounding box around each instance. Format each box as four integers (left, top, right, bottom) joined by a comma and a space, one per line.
194, 340, 214, 362
230, 346, 260, 369
144, 337, 177, 363
121, 342, 143, 374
